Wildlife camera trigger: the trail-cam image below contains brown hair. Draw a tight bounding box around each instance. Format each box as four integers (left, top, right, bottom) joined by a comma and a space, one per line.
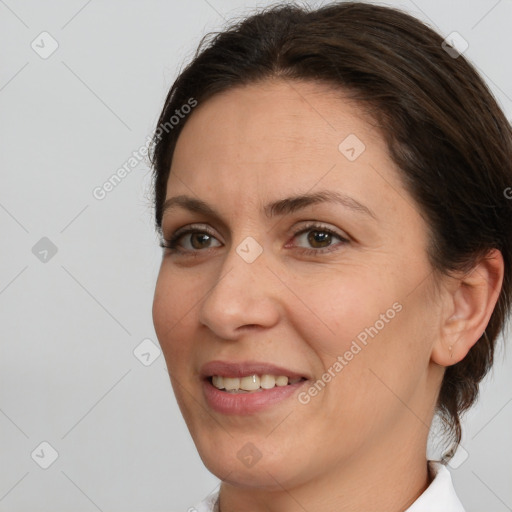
150, 1, 512, 452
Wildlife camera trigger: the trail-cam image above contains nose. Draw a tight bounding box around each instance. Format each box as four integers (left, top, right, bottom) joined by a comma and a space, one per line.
198, 240, 281, 339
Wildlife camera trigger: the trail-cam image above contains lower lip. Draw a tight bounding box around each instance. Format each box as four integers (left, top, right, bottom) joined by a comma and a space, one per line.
203, 378, 308, 415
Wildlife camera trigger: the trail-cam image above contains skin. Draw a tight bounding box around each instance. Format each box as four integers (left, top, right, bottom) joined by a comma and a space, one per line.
152, 78, 503, 512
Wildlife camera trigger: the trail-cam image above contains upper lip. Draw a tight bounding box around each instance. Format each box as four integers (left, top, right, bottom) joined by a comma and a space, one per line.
200, 360, 310, 380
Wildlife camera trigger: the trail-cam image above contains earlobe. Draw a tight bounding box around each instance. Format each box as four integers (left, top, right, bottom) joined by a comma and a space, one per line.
431, 249, 504, 367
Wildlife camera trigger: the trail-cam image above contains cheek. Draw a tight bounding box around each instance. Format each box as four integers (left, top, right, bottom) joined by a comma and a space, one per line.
321, 286, 435, 423
289, 267, 430, 409
152, 268, 199, 369
153, 262, 205, 325
289, 270, 395, 363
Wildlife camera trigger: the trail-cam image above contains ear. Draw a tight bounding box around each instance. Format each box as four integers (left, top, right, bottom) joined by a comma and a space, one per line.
431, 249, 504, 367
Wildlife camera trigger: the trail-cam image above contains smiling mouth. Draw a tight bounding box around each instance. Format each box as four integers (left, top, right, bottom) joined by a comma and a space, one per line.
208, 374, 307, 393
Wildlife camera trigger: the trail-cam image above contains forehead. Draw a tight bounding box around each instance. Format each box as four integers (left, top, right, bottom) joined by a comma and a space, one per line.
166, 79, 405, 221
173, 79, 381, 164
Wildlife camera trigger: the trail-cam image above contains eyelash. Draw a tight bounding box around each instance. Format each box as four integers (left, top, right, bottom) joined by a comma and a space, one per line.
159, 223, 349, 257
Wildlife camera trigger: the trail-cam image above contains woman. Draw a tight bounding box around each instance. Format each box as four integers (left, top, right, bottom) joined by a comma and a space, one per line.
150, 2, 512, 510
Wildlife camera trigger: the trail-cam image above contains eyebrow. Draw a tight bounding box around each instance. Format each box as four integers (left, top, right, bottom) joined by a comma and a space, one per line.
161, 190, 376, 222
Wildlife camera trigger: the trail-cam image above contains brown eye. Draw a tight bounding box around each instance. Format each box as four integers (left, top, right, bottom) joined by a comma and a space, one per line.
189, 233, 214, 249
291, 224, 349, 255
160, 226, 222, 253
307, 230, 332, 248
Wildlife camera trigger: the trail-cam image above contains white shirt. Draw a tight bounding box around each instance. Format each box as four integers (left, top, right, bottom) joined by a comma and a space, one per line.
190, 461, 465, 512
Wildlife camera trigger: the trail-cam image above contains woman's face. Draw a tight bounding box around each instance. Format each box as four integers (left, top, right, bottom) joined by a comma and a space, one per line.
153, 79, 445, 489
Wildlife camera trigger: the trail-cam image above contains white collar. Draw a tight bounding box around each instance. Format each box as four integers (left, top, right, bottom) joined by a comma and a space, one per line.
193, 460, 465, 512
405, 460, 465, 511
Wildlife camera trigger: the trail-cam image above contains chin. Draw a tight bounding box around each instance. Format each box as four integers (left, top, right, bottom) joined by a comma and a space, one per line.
196, 439, 309, 490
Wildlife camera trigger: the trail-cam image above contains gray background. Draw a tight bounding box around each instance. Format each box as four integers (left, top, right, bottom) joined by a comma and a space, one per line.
0, 0, 511, 511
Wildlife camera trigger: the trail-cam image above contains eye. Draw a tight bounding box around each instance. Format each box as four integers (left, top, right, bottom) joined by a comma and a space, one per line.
289, 223, 349, 255
160, 222, 349, 256
160, 224, 222, 253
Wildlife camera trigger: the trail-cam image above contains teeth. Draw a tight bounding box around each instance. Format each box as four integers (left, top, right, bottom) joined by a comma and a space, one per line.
210, 374, 304, 392
240, 375, 260, 391
260, 374, 276, 389
212, 375, 223, 389
275, 376, 289, 386
223, 377, 240, 391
